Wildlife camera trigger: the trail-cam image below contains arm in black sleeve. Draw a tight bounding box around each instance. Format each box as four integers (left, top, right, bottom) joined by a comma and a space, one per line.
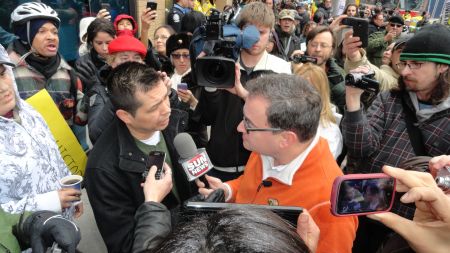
88, 91, 115, 144
85, 168, 137, 253
132, 202, 171, 253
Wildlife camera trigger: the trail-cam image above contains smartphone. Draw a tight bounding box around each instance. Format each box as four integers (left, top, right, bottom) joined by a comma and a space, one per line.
142, 151, 166, 181
146, 0, 157, 11
342, 17, 369, 48
100, 2, 110, 11
177, 82, 188, 90
330, 173, 396, 216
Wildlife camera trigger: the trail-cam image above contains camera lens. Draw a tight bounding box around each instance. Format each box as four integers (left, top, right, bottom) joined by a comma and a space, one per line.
203, 61, 228, 84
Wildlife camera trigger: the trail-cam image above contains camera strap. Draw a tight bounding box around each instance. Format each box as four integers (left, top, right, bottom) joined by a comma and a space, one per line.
400, 94, 428, 156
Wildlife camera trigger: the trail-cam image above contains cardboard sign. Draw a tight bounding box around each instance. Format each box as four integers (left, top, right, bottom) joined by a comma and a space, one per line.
26, 89, 87, 176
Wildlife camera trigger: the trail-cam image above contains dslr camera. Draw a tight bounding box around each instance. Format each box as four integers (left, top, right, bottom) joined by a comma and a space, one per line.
291, 55, 317, 64
345, 71, 379, 93
190, 8, 259, 88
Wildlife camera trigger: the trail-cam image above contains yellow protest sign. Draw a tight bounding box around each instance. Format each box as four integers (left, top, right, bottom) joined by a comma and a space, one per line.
26, 89, 87, 176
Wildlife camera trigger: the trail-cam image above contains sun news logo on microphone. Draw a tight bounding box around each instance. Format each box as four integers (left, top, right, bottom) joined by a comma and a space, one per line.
174, 133, 214, 182
180, 149, 213, 181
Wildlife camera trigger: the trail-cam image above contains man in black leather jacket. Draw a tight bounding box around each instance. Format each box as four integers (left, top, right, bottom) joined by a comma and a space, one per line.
85, 62, 194, 253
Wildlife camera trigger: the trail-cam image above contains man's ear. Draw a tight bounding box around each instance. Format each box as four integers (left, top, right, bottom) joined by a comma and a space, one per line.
116, 109, 133, 124
279, 130, 298, 149
437, 64, 449, 74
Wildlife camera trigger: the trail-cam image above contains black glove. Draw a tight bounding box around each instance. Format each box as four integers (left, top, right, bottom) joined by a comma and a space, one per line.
21, 211, 81, 253
76, 60, 101, 91
187, 188, 225, 203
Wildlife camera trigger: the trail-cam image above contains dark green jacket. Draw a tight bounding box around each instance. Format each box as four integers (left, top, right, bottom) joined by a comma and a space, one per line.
326, 59, 346, 114
0, 209, 29, 253
367, 31, 389, 68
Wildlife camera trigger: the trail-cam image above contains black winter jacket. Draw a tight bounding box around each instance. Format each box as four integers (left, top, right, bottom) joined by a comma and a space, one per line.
85, 112, 192, 253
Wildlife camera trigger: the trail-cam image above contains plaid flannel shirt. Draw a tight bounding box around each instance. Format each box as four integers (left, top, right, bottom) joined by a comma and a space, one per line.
342, 90, 450, 218
8, 50, 87, 126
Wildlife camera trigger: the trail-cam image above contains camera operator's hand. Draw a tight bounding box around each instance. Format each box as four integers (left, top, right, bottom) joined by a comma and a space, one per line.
97, 9, 111, 20
290, 50, 304, 60
345, 67, 368, 112
141, 164, 173, 203
343, 30, 362, 62
225, 63, 248, 100
367, 165, 450, 253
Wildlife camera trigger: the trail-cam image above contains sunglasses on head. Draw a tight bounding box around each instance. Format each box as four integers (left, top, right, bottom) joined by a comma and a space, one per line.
171, 53, 190, 59
390, 23, 403, 28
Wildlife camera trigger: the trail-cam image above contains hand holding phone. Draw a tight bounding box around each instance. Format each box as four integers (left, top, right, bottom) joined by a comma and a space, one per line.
141, 163, 173, 202
330, 173, 396, 216
342, 17, 369, 48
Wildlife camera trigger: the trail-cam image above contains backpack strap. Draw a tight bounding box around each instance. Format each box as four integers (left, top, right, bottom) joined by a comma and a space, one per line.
400, 94, 428, 156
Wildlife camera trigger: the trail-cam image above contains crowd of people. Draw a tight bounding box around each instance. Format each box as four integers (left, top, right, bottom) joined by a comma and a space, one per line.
0, 0, 449, 253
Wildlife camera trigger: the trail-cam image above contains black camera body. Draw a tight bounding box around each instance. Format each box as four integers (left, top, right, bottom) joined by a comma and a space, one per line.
345, 72, 379, 93
193, 9, 239, 88
291, 55, 318, 64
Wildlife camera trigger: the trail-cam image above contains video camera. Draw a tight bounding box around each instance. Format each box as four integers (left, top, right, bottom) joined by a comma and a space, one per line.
291, 55, 317, 64
345, 71, 379, 94
190, 8, 260, 88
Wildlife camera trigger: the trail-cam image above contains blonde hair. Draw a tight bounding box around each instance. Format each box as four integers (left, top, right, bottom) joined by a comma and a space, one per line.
236, 2, 275, 29
293, 63, 336, 125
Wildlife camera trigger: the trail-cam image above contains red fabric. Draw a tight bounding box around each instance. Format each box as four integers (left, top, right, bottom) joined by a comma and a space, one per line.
3, 110, 13, 119
113, 14, 138, 35
108, 34, 147, 58
227, 138, 358, 253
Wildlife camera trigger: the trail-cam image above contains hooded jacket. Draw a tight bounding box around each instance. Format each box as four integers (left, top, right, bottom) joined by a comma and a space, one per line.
0, 45, 70, 214
113, 14, 138, 36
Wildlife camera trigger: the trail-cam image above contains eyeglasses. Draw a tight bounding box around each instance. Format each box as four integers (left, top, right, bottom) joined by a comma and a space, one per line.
389, 23, 403, 28
395, 62, 425, 71
242, 116, 282, 134
308, 43, 332, 49
171, 53, 190, 59
154, 35, 169, 40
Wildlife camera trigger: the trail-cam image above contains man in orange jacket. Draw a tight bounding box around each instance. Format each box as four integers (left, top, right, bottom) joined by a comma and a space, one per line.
197, 73, 358, 253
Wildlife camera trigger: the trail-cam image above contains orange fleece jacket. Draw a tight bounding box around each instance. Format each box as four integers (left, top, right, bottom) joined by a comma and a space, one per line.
226, 138, 358, 253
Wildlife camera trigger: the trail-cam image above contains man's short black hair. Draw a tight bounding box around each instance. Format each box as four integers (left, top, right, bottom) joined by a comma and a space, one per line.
107, 62, 162, 116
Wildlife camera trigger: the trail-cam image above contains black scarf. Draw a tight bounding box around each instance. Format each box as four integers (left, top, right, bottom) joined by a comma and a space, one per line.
90, 48, 107, 69
13, 40, 61, 80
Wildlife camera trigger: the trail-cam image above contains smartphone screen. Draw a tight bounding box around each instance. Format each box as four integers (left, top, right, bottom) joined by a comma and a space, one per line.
142, 151, 166, 181
177, 82, 188, 90
331, 174, 395, 216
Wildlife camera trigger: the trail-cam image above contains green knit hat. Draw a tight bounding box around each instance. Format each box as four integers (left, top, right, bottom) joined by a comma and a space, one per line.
400, 23, 450, 65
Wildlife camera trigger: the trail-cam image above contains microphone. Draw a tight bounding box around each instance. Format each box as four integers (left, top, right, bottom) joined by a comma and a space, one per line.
173, 133, 214, 187
257, 180, 272, 192
262, 180, 272, 187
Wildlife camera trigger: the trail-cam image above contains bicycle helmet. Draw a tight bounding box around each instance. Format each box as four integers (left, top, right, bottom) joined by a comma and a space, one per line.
11, 2, 60, 28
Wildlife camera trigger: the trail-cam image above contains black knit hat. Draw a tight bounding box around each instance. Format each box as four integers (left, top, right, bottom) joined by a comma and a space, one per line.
388, 15, 404, 25
400, 24, 450, 65
166, 33, 192, 56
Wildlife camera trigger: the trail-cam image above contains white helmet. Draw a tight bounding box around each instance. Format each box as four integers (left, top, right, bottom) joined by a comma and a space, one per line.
11, 2, 60, 28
